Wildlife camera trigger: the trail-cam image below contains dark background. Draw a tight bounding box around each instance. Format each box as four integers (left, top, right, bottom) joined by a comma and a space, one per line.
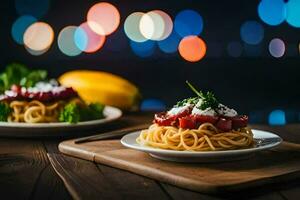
1, 0, 300, 123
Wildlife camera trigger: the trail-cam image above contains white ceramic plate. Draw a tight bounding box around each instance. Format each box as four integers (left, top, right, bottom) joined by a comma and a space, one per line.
121, 129, 282, 163
0, 106, 122, 138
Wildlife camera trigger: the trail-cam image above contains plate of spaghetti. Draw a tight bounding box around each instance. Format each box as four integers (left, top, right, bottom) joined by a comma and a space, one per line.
121, 81, 282, 162
0, 63, 122, 137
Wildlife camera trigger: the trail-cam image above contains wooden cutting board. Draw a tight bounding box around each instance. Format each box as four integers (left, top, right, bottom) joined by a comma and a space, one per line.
59, 139, 300, 194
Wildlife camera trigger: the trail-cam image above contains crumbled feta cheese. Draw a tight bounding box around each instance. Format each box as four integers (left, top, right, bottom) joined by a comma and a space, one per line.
217, 104, 238, 117
192, 107, 217, 116
168, 105, 190, 115
5, 90, 17, 97
191, 99, 216, 116
26, 81, 67, 94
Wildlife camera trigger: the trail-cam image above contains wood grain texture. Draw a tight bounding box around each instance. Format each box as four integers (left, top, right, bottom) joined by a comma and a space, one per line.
97, 164, 169, 200
1, 113, 300, 200
45, 140, 169, 200
30, 164, 72, 200
47, 153, 123, 200
160, 183, 222, 200
59, 138, 300, 195
0, 139, 70, 199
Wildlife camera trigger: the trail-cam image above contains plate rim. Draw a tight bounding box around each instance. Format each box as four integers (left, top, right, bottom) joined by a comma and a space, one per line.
121, 129, 282, 156
0, 105, 122, 128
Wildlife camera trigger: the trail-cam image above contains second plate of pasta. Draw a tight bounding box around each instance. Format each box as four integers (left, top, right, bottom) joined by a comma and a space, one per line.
121, 129, 282, 163
0, 106, 122, 138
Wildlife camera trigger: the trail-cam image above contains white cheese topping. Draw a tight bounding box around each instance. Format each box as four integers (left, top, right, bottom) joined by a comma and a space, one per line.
26, 80, 66, 94
191, 99, 217, 116
168, 98, 238, 117
192, 107, 217, 116
217, 104, 238, 117
5, 90, 17, 97
167, 105, 190, 115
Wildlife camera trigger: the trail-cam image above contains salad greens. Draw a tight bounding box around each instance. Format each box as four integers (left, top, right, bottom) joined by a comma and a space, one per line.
0, 63, 47, 93
0, 102, 12, 122
59, 102, 105, 123
176, 81, 219, 110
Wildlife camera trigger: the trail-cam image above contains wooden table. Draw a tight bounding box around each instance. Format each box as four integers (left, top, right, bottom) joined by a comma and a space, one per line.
1, 112, 300, 200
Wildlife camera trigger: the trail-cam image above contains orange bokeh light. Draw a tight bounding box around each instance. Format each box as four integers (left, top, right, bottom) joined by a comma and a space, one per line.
178, 36, 206, 62
23, 22, 54, 51
78, 22, 106, 53
87, 2, 120, 36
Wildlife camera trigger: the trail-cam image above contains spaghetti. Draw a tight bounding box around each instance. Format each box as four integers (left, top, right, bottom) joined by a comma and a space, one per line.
8, 100, 64, 123
137, 123, 254, 151
7, 98, 87, 123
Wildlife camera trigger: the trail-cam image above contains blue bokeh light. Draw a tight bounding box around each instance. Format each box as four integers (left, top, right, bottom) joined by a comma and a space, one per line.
268, 110, 286, 125
15, 0, 50, 19
130, 40, 156, 58
174, 10, 203, 37
286, 0, 300, 28
157, 30, 181, 53
240, 21, 264, 45
11, 15, 37, 44
227, 41, 243, 57
140, 99, 166, 111
74, 27, 88, 51
258, 0, 286, 26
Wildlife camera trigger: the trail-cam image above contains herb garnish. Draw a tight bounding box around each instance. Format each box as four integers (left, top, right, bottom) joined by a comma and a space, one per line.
185, 81, 219, 110
175, 97, 198, 107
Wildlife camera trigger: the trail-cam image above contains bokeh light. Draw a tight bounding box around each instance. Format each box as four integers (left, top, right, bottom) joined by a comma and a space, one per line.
174, 10, 203, 37
153, 10, 173, 40
140, 11, 164, 40
11, 15, 37, 44
75, 22, 106, 53
87, 2, 120, 36
130, 40, 156, 58
227, 41, 243, 57
25, 45, 50, 56
178, 36, 206, 62
268, 110, 286, 125
258, 0, 286, 26
15, 0, 50, 19
58, 26, 82, 57
139, 10, 173, 41
157, 30, 181, 53
124, 12, 148, 42
286, 0, 300, 28
140, 99, 166, 111
240, 21, 264, 45
23, 22, 54, 52
269, 38, 285, 58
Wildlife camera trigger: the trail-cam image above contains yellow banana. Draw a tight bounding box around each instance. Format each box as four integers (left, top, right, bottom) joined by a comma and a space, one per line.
58, 70, 140, 110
